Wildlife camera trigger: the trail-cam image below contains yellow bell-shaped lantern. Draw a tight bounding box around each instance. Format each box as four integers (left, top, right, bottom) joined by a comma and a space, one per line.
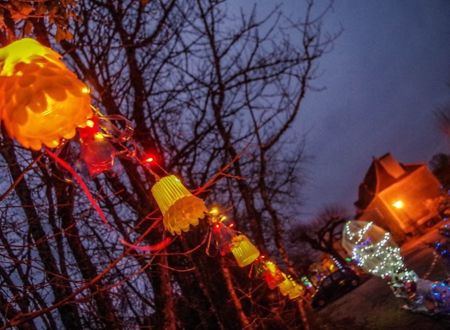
151, 175, 207, 235
0, 38, 92, 150
230, 234, 260, 267
287, 281, 304, 300
278, 274, 304, 300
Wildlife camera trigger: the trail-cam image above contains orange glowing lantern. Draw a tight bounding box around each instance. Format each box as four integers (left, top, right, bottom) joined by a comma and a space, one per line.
151, 175, 207, 235
278, 274, 304, 300
230, 234, 260, 267
0, 38, 92, 150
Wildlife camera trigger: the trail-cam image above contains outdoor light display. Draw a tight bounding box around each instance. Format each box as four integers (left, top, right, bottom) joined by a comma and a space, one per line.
0, 37, 308, 314
0, 38, 92, 150
229, 234, 260, 267
342, 220, 450, 316
430, 282, 450, 313
207, 208, 301, 297
342, 221, 409, 279
151, 175, 207, 235
78, 116, 116, 176
259, 259, 284, 289
211, 222, 237, 255
278, 273, 304, 299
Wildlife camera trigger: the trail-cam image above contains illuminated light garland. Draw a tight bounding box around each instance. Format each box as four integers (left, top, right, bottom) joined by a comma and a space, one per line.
278, 273, 304, 300
342, 221, 411, 279
0, 38, 308, 304
353, 233, 404, 278
342, 221, 450, 315
208, 214, 261, 268
431, 282, 450, 305
343, 221, 372, 243
208, 208, 303, 298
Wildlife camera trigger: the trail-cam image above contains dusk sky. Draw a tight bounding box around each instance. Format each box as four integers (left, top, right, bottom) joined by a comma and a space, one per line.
234, 0, 450, 219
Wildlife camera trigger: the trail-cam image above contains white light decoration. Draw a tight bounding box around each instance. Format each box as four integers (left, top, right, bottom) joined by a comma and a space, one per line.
342, 221, 416, 280
342, 221, 450, 316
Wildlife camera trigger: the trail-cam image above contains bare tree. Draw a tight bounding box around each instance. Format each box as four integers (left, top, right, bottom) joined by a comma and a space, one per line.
0, 0, 335, 328
291, 205, 350, 265
430, 153, 450, 191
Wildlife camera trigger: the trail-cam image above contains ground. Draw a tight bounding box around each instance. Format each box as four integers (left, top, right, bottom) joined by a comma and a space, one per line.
308, 224, 450, 330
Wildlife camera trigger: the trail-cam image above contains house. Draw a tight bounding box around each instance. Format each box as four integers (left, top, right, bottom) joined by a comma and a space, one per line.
354, 153, 442, 242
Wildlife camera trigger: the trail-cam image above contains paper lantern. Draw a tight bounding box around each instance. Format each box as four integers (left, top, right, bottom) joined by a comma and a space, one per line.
278, 274, 304, 299
151, 175, 207, 235
0, 38, 92, 150
230, 234, 260, 267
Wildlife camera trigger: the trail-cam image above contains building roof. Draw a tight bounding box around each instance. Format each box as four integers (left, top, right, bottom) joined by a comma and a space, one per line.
354, 153, 423, 210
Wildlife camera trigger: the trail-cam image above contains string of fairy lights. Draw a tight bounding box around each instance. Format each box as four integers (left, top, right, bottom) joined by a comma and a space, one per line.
355, 233, 404, 278
3, 37, 450, 314
0, 38, 306, 302
343, 221, 415, 280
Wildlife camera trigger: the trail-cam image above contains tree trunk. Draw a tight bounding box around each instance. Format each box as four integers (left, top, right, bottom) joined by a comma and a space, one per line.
0, 136, 81, 329
54, 175, 121, 329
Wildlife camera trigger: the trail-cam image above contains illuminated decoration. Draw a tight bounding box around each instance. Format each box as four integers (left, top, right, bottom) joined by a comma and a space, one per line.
392, 200, 405, 209
208, 206, 228, 224
0, 38, 312, 307
342, 221, 412, 279
78, 116, 115, 176
0, 38, 333, 307
207, 208, 303, 299
430, 282, 450, 309
151, 175, 207, 235
301, 276, 314, 290
0, 38, 92, 150
230, 234, 260, 267
278, 273, 304, 299
207, 208, 261, 267
342, 221, 450, 315
255, 257, 284, 289
211, 222, 237, 255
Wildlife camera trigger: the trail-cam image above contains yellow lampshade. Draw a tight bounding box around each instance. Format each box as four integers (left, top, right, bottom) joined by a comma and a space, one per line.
278, 274, 303, 299
230, 234, 260, 267
0, 38, 92, 150
287, 282, 304, 300
151, 175, 207, 235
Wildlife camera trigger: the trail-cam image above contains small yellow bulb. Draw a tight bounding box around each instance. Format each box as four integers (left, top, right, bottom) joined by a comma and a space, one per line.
392, 200, 404, 209
86, 119, 95, 128
94, 132, 105, 141
81, 86, 90, 94
210, 207, 220, 216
